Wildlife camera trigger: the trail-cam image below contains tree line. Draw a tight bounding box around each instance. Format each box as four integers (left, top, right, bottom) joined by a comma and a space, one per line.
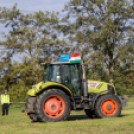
0, 0, 134, 101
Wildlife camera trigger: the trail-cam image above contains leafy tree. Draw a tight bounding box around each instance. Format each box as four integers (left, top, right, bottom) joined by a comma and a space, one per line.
62, 0, 134, 85
0, 5, 63, 100
0, 1, 134, 98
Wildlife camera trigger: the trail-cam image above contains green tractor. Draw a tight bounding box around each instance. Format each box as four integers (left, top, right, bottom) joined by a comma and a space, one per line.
25, 53, 127, 122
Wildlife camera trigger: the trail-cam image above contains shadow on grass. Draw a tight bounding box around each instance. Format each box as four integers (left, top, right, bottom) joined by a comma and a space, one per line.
31, 114, 129, 123
68, 115, 89, 121
68, 113, 130, 121
118, 114, 131, 117
31, 115, 90, 123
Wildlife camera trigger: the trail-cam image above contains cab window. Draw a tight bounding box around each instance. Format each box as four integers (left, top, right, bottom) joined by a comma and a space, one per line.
62, 64, 81, 96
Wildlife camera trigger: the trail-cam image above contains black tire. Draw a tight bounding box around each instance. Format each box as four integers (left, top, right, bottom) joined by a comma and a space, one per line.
26, 96, 38, 122
36, 89, 70, 122
29, 114, 38, 122
84, 109, 96, 118
95, 94, 121, 118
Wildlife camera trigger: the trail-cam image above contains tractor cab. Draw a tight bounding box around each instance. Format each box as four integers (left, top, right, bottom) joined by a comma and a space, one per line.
43, 54, 82, 96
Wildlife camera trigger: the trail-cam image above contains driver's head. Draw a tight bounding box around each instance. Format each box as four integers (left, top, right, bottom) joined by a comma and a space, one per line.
4, 90, 7, 95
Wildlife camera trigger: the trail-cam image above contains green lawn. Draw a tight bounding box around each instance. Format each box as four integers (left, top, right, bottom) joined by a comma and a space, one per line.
0, 99, 134, 134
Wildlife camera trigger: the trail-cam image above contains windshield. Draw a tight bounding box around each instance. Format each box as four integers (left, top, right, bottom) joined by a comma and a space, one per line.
49, 65, 61, 83
43, 64, 61, 83
43, 65, 49, 83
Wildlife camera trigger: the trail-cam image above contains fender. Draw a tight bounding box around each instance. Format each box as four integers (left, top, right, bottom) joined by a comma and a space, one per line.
91, 90, 122, 110
38, 85, 73, 97
92, 90, 108, 109
27, 81, 73, 97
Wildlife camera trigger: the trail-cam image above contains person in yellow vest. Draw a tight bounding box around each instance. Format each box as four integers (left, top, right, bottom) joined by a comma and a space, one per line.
0, 90, 10, 116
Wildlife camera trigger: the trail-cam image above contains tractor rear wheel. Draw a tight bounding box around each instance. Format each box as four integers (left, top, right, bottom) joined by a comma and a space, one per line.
29, 114, 38, 122
36, 89, 70, 122
95, 94, 121, 118
25, 96, 38, 122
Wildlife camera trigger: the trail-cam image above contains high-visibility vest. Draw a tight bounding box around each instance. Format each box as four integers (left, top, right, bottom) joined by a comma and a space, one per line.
0, 94, 10, 105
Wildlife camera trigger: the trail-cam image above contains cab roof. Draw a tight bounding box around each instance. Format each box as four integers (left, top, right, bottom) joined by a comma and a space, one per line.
41, 61, 70, 65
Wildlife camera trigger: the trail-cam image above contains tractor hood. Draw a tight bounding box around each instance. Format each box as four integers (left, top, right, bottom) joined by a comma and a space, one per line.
87, 80, 117, 95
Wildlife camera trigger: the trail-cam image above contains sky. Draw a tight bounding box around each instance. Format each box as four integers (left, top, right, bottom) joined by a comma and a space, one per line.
0, 0, 70, 61
0, 0, 69, 13
0, 0, 69, 35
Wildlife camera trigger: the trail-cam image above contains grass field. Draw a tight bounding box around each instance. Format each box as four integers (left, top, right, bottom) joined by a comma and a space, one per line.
0, 98, 134, 134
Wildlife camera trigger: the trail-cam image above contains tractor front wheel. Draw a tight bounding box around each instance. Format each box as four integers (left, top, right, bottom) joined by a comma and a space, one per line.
36, 89, 70, 122
95, 95, 121, 118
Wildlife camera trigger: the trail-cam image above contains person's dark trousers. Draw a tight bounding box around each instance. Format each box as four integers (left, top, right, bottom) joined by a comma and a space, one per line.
2, 103, 9, 116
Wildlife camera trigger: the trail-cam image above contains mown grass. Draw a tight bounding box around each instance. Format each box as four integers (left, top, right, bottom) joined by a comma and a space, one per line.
0, 98, 134, 134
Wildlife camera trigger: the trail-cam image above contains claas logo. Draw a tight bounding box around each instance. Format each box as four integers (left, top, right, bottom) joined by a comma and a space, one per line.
88, 82, 97, 85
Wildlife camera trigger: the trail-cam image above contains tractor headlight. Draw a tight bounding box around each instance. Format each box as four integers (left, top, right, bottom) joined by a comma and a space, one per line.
39, 85, 43, 89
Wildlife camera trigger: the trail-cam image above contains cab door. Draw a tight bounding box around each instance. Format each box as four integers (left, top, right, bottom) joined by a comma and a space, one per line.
62, 64, 81, 96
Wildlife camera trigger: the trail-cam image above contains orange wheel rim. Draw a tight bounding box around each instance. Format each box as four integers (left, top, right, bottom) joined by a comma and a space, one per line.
101, 99, 118, 116
43, 95, 65, 119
